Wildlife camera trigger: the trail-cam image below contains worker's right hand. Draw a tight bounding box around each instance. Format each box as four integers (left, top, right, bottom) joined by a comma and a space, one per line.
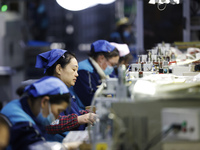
77, 113, 97, 125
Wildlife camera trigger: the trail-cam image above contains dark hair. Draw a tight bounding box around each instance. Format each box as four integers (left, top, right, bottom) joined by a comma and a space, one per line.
49, 93, 70, 105
119, 53, 133, 65
89, 48, 119, 61
30, 93, 71, 105
16, 85, 27, 97
46, 51, 76, 76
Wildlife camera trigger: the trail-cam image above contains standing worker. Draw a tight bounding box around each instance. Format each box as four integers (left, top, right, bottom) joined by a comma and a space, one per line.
109, 17, 135, 45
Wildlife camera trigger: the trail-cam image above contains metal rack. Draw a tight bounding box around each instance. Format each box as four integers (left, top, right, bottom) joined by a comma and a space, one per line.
183, 0, 200, 42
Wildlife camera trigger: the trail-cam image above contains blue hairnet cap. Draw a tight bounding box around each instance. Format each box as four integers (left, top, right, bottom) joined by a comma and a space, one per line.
24, 76, 69, 97
35, 49, 67, 73
91, 40, 116, 53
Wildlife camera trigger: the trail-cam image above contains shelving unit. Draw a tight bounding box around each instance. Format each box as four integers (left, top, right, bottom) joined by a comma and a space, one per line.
183, 0, 200, 42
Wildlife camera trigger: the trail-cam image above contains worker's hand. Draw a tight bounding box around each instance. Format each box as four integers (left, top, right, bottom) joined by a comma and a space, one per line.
63, 141, 83, 150
77, 113, 97, 125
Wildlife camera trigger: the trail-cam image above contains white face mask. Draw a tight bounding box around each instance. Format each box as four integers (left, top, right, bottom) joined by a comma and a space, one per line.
37, 103, 56, 126
104, 65, 114, 75
47, 103, 56, 124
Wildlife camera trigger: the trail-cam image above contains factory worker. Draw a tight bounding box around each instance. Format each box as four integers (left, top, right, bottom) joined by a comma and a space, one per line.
73, 40, 119, 110
110, 42, 133, 77
109, 17, 135, 46
35, 49, 96, 135
1, 76, 82, 150
0, 113, 12, 150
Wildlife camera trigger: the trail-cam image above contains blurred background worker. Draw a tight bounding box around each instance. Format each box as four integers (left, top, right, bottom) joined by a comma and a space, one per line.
35, 49, 96, 135
109, 17, 135, 46
72, 40, 119, 110
0, 114, 12, 150
110, 42, 133, 77
1, 76, 82, 150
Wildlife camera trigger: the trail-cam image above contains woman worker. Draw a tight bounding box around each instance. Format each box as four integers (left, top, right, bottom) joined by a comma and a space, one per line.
109, 42, 133, 77
73, 40, 119, 110
35, 49, 96, 134
1, 76, 83, 150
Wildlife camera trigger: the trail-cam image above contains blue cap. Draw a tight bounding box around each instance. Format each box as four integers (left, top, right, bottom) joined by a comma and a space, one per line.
24, 76, 69, 97
91, 40, 116, 53
35, 49, 67, 73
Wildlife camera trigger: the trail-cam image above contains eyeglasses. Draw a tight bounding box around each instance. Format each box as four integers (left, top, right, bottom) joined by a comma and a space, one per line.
106, 59, 118, 67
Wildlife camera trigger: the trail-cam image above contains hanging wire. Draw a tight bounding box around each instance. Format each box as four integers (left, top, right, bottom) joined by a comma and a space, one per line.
143, 124, 182, 150
87, 82, 106, 144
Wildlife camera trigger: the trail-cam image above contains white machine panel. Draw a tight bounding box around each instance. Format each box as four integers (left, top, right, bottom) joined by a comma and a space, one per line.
162, 108, 200, 141
171, 66, 190, 76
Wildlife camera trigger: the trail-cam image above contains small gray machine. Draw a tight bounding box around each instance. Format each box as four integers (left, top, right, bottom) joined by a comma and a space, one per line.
0, 12, 25, 103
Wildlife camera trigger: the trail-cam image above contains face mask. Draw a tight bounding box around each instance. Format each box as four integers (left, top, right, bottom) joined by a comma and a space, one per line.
37, 103, 56, 126
104, 65, 114, 75
37, 111, 50, 126
47, 103, 56, 124
123, 31, 130, 38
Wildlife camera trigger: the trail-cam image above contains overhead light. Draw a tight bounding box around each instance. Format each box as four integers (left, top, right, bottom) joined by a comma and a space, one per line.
66, 25, 74, 34
148, 0, 180, 4
78, 43, 91, 51
56, 0, 116, 11
149, 0, 180, 11
98, 0, 116, 5
50, 42, 66, 49
56, 0, 96, 11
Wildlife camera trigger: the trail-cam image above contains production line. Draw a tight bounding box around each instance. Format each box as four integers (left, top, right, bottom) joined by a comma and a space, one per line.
80, 42, 200, 150
1, 0, 200, 149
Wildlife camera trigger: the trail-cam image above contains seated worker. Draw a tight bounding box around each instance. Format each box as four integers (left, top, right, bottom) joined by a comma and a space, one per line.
1, 76, 85, 150
35, 49, 96, 134
110, 42, 133, 77
0, 113, 12, 150
73, 40, 119, 110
